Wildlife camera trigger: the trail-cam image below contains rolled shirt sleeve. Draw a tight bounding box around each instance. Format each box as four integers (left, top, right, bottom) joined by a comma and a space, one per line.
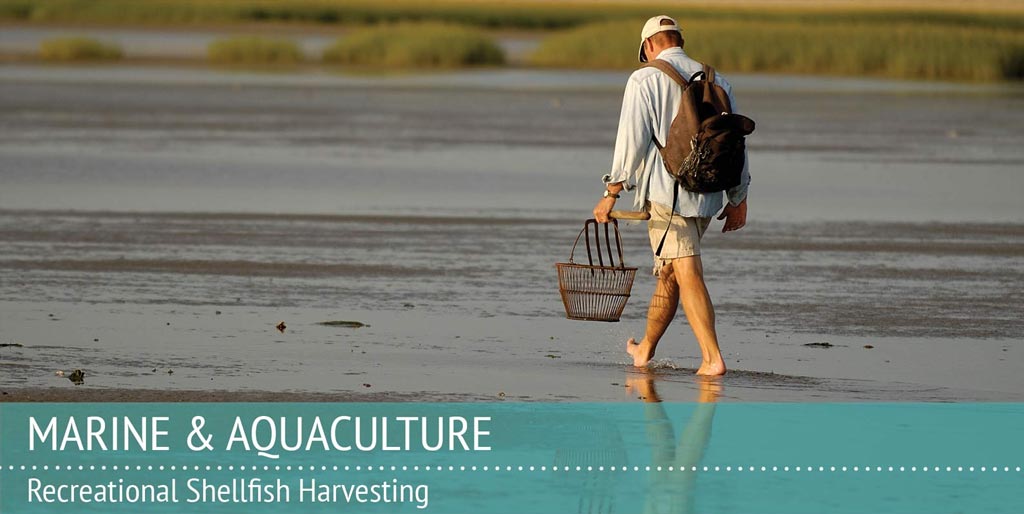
719, 76, 751, 206
602, 74, 656, 191
726, 153, 750, 206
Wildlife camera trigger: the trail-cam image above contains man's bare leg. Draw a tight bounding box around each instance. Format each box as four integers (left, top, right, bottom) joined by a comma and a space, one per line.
627, 261, 679, 367
672, 255, 726, 375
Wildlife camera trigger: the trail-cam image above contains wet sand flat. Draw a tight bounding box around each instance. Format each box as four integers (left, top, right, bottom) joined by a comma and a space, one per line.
0, 66, 1022, 402
0, 211, 1021, 402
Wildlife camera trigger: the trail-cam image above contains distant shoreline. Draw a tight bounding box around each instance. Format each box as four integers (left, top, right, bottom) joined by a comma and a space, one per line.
4, 15, 1019, 82
4, 0, 1023, 30
2, 0, 1023, 82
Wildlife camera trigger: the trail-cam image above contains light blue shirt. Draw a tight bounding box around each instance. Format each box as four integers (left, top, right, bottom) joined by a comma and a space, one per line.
602, 47, 750, 216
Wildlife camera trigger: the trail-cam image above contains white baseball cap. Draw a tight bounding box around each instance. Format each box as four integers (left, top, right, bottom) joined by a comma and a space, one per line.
638, 15, 682, 63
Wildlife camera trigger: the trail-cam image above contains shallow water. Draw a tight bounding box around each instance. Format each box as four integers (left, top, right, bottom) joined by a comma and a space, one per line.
0, 26, 542, 63
0, 66, 1022, 401
2, 65, 1022, 222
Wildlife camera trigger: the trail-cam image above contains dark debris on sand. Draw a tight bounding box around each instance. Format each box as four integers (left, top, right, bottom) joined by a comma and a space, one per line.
319, 321, 368, 328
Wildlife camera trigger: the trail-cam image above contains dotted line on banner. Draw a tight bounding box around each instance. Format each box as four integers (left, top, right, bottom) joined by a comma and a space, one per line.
2, 465, 1022, 473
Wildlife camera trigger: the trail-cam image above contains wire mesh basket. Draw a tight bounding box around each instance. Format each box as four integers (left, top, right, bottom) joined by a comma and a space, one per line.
557, 219, 637, 322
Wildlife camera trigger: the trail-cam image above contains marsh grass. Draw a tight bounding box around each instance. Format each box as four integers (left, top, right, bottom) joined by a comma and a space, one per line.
322, 23, 504, 68
207, 36, 303, 66
38, 36, 123, 61
4, 0, 1022, 32
8, 1, 1024, 80
529, 20, 1024, 82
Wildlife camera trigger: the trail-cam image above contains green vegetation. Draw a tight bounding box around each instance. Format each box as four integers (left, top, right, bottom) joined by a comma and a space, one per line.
530, 20, 1024, 82
7, 1, 1024, 80
207, 36, 303, 66
3, 0, 1023, 32
323, 23, 504, 68
0, 0, 586, 28
38, 36, 123, 61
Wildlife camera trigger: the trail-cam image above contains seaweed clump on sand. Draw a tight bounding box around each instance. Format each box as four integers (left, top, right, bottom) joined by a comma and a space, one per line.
319, 320, 369, 328
68, 369, 85, 385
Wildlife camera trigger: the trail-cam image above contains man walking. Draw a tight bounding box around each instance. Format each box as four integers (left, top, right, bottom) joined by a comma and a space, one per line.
593, 15, 749, 376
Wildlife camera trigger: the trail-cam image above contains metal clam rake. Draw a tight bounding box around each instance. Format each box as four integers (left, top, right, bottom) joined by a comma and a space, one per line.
556, 211, 648, 322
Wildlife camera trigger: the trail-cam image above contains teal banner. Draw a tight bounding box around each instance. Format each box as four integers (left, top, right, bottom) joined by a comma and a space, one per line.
1, 402, 1021, 513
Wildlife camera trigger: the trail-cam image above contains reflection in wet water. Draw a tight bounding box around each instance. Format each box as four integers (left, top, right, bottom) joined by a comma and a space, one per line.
569, 374, 719, 514
642, 375, 717, 514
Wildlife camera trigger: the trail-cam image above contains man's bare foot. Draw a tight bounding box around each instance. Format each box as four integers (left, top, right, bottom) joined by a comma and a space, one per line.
696, 360, 727, 376
626, 337, 655, 367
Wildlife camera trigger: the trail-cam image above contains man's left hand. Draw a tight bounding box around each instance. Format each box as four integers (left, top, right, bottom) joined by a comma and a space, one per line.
717, 198, 747, 233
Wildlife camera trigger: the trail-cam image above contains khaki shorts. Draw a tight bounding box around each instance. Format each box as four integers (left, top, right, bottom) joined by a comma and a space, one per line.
646, 202, 711, 276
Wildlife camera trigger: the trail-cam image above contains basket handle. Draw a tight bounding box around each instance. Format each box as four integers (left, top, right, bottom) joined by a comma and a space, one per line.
568, 219, 627, 268
567, 220, 593, 265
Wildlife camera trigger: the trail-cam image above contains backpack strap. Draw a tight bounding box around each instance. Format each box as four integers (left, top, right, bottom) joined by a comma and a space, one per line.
702, 63, 733, 112
703, 64, 716, 84
654, 183, 680, 258
644, 60, 689, 151
643, 60, 689, 89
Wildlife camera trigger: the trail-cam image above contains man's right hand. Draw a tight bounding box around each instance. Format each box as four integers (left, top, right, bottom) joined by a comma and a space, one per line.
593, 197, 616, 223
594, 182, 625, 223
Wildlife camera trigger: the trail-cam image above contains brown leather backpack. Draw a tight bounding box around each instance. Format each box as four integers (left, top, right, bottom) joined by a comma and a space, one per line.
644, 60, 755, 194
